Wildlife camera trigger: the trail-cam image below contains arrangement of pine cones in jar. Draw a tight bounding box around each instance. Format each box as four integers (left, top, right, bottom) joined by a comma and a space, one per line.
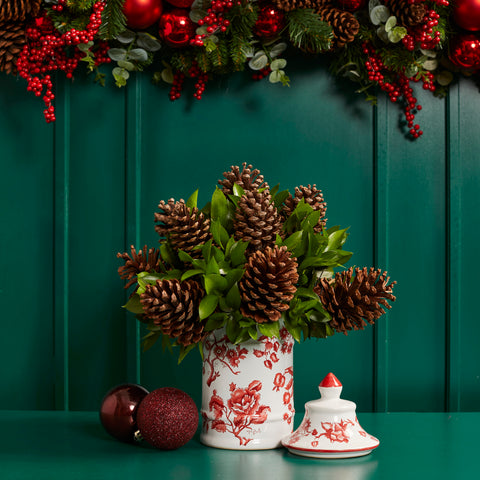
117, 164, 396, 360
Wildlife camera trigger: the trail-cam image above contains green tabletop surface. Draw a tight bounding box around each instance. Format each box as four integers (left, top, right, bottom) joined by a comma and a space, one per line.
1, 411, 478, 480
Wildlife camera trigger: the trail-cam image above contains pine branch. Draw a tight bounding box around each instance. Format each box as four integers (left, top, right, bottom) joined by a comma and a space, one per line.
226, 1, 258, 36
286, 9, 333, 53
99, 0, 127, 40
207, 40, 230, 70
65, 0, 97, 12
195, 49, 212, 73
229, 36, 250, 71
171, 50, 194, 72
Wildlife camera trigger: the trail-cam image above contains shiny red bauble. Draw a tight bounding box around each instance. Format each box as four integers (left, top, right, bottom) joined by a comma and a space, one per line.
99, 384, 149, 443
337, 0, 366, 12
453, 0, 480, 32
449, 34, 480, 69
254, 5, 285, 39
165, 0, 195, 7
123, 0, 163, 30
136, 387, 199, 450
159, 9, 196, 48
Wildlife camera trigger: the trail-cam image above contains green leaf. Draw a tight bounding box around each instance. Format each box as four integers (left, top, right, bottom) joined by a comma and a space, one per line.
181, 269, 204, 281
206, 256, 220, 275
178, 249, 194, 264
211, 187, 229, 227
230, 241, 249, 267
205, 274, 229, 295
160, 243, 176, 266
117, 60, 135, 71
142, 331, 161, 352
123, 294, 144, 314
186, 189, 199, 210
226, 316, 242, 343
211, 219, 230, 248
136, 32, 161, 52
232, 183, 245, 198
273, 189, 290, 208
226, 284, 241, 309
178, 344, 197, 364
258, 321, 281, 338
199, 294, 219, 320
326, 228, 349, 251
282, 230, 303, 252
201, 239, 214, 262
127, 48, 148, 62
248, 326, 258, 340
271, 58, 287, 71
205, 312, 227, 331
225, 268, 245, 289
295, 287, 319, 300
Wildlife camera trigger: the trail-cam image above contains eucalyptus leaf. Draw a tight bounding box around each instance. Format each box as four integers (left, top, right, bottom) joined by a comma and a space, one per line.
384, 16, 396, 33
136, 32, 161, 52
117, 60, 135, 71
436, 70, 453, 86
108, 48, 127, 62
127, 48, 149, 62
370, 5, 390, 25
269, 70, 283, 84
161, 68, 174, 84
248, 51, 268, 71
388, 26, 407, 43
422, 59, 438, 71
270, 42, 287, 58
270, 58, 287, 71
116, 29, 136, 44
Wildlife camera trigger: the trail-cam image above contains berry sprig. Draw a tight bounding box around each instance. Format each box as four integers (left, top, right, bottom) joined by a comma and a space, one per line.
169, 62, 209, 101
363, 41, 432, 139
16, 0, 109, 123
252, 66, 271, 81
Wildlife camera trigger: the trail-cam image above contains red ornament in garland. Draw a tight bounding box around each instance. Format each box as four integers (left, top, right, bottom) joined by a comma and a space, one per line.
136, 387, 199, 450
99, 384, 149, 443
254, 5, 285, 39
123, 0, 164, 30
165, 0, 195, 8
449, 34, 480, 69
159, 9, 196, 47
453, 0, 480, 32
337, 0, 366, 12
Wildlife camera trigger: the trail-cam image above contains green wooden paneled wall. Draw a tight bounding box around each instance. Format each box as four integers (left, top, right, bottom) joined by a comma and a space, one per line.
1, 61, 479, 413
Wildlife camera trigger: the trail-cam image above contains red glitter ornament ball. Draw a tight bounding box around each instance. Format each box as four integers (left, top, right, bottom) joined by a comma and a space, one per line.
337, 0, 366, 11
123, 0, 163, 30
99, 384, 149, 443
254, 5, 285, 39
449, 34, 480, 69
453, 0, 480, 32
136, 387, 199, 450
159, 9, 196, 48
165, 0, 195, 8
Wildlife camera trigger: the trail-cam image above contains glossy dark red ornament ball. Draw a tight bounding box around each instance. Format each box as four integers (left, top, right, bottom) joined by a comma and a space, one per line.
165, 0, 195, 8
99, 384, 149, 443
254, 5, 285, 39
337, 0, 366, 12
453, 0, 480, 32
123, 0, 163, 30
136, 387, 199, 450
449, 34, 480, 69
159, 9, 196, 48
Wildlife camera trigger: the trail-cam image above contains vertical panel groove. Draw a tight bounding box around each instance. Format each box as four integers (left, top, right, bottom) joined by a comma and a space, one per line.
54, 77, 70, 411
373, 94, 390, 413
125, 76, 142, 384
446, 83, 461, 412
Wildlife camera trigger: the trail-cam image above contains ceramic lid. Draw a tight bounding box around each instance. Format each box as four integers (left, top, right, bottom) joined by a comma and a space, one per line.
281, 373, 380, 459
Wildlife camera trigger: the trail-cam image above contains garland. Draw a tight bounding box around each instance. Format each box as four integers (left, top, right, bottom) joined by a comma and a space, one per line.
1, 0, 478, 138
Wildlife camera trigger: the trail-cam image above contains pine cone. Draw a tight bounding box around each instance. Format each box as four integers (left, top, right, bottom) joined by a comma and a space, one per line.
388, 0, 426, 27
0, 22, 25, 74
140, 279, 206, 346
154, 199, 211, 258
275, 0, 330, 12
0, 0, 41, 22
314, 267, 396, 334
316, 6, 359, 48
234, 189, 283, 251
282, 184, 327, 232
117, 245, 161, 289
239, 245, 298, 323
219, 163, 269, 196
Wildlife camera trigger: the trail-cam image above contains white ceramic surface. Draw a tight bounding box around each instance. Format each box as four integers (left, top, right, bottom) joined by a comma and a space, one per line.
200, 327, 294, 450
282, 373, 379, 459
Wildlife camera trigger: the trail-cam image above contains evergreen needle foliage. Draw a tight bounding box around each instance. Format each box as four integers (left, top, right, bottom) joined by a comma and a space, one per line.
99, 0, 127, 40
286, 9, 333, 53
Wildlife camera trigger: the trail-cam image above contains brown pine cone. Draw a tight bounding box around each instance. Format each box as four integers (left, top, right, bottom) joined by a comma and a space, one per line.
314, 267, 396, 334
117, 245, 161, 289
316, 6, 359, 48
239, 245, 298, 323
140, 279, 206, 346
275, 0, 330, 12
219, 163, 268, 196
0, 0, 41, 22
154, 199, 211, 258
282, 184, 327, 233
388, 0, 426, 27
0, 22, 25, 74
234, 189, 283, 251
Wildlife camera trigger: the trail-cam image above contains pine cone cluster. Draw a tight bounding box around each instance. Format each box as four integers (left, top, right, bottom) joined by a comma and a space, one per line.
239, 245, 298, 323
219, 163, 268, 196
117, 245, 161, 289
388, 0, 426, 27
317, 6, 359, 48
0, 0, 42, 75
140, 279, 206, 346
274, 0, 329, 13
314, 267, 396, 334
283, 184, 327, 232
234, 189, 283, 251
155, 199, 211, 258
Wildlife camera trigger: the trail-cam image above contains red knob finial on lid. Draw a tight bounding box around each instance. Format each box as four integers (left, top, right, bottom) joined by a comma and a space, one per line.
319, 373, 342, 388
